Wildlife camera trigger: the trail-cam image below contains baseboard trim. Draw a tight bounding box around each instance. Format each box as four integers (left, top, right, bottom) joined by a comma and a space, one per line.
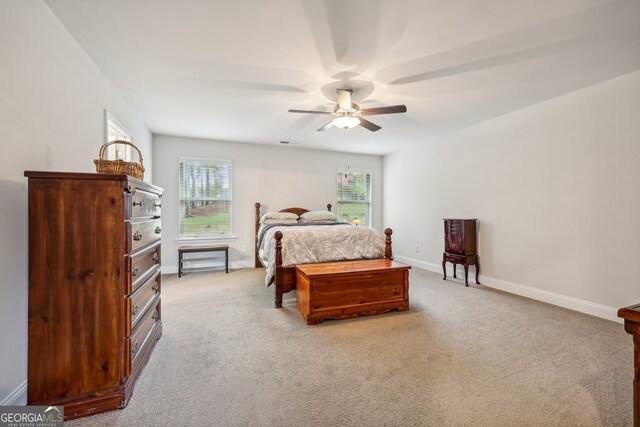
1, 380, 27, 406
395, 255, 621, 323
162, 260, 254, 275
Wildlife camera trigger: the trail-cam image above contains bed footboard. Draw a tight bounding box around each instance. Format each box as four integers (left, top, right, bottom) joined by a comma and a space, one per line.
273, 227, 394, 308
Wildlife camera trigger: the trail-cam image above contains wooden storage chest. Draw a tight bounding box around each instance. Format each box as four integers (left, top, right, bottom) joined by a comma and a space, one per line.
295, 259, 410, 325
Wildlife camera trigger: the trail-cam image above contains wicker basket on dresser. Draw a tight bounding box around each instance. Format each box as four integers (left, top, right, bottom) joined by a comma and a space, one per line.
24, 171, 163, 420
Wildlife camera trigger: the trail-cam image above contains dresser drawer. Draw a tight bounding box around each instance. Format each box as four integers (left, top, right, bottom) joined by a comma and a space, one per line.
125, 272, 161, 336
445, 254, 476, 265
129, 301, 161, 366
126, 241, 161, 295
127, 218, 162, 253
127, 189, 161, 219
445, 254, 465, 264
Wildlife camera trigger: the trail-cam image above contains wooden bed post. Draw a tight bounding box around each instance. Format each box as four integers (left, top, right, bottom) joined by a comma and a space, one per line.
384, 228, 393, 260
274, 231, 284, 308
327, 203, 332, 212
619, 304, 640, 427
255, 202, 262, 268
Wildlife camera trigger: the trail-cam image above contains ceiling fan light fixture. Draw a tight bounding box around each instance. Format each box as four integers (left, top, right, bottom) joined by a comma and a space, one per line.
332, 116, 361, 129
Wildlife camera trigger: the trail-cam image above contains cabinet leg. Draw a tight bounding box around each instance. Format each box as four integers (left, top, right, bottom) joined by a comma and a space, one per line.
442, 254, 447, 280
464, 264, 469, 286
179, 252, 183, 278
453, 264, 457, 279
475, 257, 480, 284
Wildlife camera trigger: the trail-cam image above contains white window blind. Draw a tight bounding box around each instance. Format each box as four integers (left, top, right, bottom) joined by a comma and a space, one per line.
336, 169, 371, 227
179, 159, 232, 237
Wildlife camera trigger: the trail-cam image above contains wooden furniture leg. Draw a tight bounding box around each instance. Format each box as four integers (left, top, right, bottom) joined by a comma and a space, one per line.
275, 281, 283, 308
274, 231, 284, 308
442, 253, 447, 281
179, 251, 184, 277
255, 203, 262, 268
475, 256, 480, 284
619, 303, 640, 427
463, 264, 469, 286
453, 263, 457, 278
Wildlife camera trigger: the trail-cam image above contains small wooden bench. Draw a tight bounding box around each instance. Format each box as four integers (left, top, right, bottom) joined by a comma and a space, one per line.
178, 245, 229, 277
295, 259, 411, 325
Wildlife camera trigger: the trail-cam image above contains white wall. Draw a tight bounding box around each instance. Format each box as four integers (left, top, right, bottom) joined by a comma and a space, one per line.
0, 1, 152, 405
153, 135, 383, 272
384, 70, 640, 321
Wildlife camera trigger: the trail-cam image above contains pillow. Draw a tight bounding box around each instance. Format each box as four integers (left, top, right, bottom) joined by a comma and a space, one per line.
260, 211, 299, 223
262, 219, 299, 225
299, 211, 337, 222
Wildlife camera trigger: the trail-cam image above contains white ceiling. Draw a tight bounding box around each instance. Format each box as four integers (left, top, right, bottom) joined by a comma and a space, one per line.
46, 0, 640, 155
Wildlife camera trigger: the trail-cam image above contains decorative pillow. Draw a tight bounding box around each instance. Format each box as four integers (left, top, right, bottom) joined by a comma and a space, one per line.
262, 219, 299, 225
260, 211, 299, 223
299, 211, 337, 222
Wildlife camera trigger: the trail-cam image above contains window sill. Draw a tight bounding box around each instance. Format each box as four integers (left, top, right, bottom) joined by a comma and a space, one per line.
175, 236, 237, 245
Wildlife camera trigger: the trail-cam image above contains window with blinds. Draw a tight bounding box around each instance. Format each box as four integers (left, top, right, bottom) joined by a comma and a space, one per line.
336, 169, 371, 227
179, 158, 232, 237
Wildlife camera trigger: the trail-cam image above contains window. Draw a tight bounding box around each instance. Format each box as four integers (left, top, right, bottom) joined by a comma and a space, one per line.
179, 158, 232, 237
336, 168, 371, 227
104, 110, 133, 161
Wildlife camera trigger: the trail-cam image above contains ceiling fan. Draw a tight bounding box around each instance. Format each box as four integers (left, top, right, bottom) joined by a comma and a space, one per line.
289, 89, 407, 132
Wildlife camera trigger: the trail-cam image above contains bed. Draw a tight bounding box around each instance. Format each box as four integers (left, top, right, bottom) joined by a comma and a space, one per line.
254, 202, 393, 308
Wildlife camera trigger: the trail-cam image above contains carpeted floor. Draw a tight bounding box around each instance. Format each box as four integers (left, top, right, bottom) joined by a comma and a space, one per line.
68, 267, 633, 426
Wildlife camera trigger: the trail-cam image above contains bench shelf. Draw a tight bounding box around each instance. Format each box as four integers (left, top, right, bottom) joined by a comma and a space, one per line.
178, 245, 229, 277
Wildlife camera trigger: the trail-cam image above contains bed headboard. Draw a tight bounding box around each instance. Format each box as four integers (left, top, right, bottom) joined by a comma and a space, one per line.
254, 202, 332, 268
278, 207, 309, 217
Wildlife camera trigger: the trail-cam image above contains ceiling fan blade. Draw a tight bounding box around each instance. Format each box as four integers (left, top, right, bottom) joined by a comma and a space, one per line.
359, 118, 381, 132
361, 105, 407, 115
317, 121, 335, 131
288, 109, 332, 114
336, 89, 352, 110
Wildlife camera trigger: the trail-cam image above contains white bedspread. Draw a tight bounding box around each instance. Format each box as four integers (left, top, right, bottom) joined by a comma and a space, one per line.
258, 223, 386, 286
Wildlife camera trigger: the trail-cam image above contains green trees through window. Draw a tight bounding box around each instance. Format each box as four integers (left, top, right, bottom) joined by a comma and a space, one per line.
179, 159, 232, 237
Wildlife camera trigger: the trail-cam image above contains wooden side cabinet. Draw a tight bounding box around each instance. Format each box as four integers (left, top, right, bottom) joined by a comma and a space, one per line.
618, 303, 640, 427
24, 171, 163, 420
442, 218, 480, 286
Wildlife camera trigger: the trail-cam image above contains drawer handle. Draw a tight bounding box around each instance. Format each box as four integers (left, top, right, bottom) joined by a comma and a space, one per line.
155, 226, 161, 234
131, 341, 140, 355
132, 267, 139, 277
132, 304, 139, 316
152, 281, 159, 292
152, 310, 159, 321
152, 253, 159, 261
155, 203, 162, 208
133, 231, 143, 241
133, 201, 142, 207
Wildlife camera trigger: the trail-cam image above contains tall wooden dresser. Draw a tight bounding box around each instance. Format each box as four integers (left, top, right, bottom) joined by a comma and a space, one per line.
442, 218, 480, 286
24, 172, 163, 420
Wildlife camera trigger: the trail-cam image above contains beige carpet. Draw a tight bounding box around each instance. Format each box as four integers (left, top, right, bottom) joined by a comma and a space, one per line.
68, 267, 633, 426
